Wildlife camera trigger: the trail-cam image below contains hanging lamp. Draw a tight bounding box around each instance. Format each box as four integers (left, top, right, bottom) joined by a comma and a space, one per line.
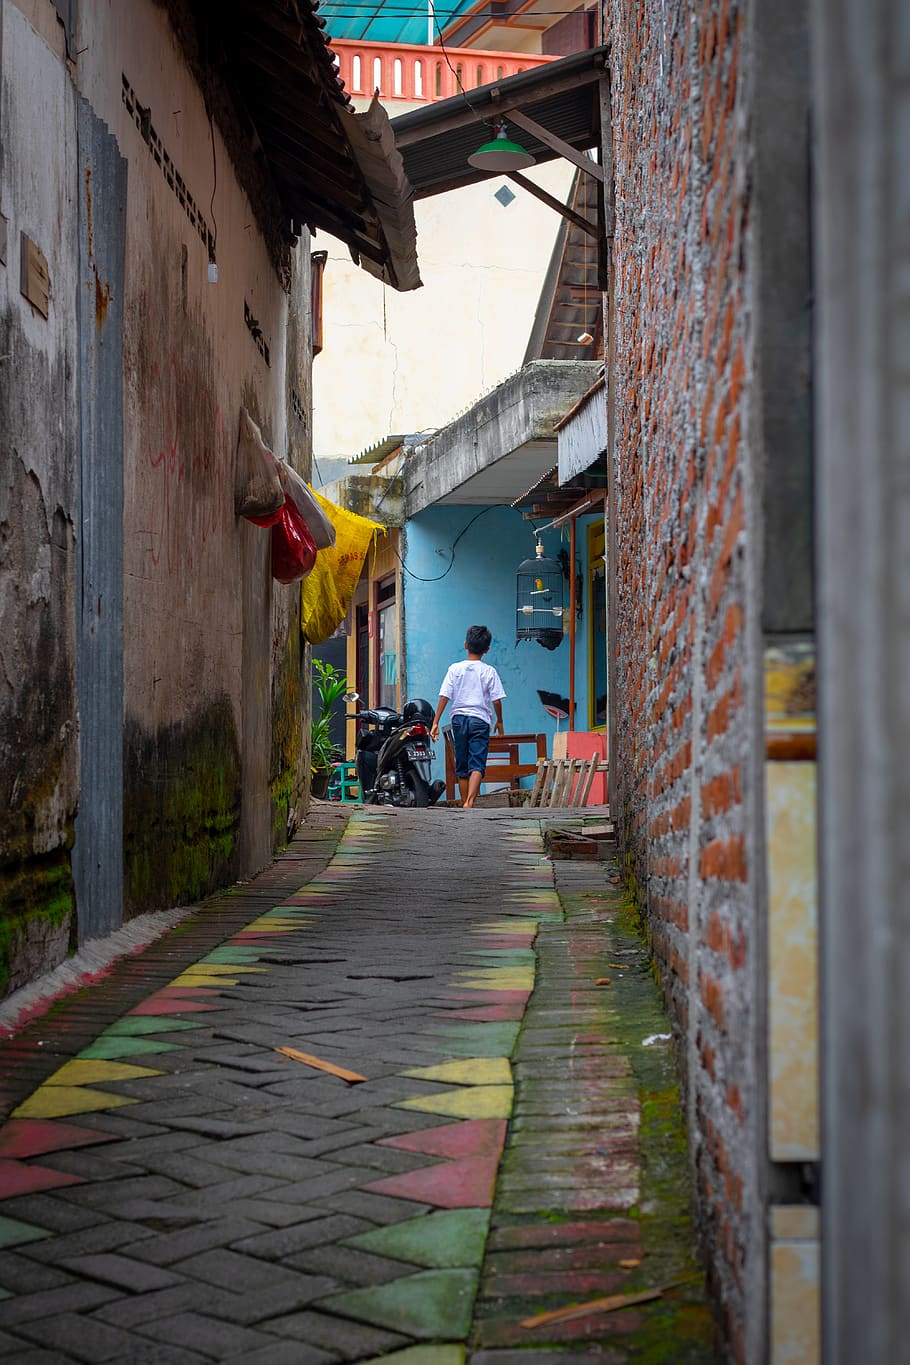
468, 122, 535, 173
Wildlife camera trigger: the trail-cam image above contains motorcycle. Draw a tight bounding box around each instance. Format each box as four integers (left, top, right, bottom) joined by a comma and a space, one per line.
348, 695, 446, 807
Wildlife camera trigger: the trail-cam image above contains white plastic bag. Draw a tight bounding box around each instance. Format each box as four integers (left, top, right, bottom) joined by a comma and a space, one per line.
235, 409, 284, 523
278, 462, 336, 549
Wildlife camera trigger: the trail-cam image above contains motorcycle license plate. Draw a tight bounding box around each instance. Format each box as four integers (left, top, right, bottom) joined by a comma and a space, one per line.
406, 746, 432, 762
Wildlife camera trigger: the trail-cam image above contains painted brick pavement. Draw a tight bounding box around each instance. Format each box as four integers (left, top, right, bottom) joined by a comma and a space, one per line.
0, 807, 712, 1362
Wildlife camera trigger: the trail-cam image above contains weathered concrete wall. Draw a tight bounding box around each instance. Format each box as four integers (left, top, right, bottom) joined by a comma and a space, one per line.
606, 0, 762, 1356
0, 0, 312, 990
0, 1, 80, 990
75, 0, 310, 916
404, 361, 599, 514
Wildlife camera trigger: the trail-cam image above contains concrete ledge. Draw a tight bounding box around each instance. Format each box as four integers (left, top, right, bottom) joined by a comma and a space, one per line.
405, 360, 599, 513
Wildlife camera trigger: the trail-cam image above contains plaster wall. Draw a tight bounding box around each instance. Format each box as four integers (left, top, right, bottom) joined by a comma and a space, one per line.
312, 160, 574, 459
403, 504, 594, 785
0, 0, 80, 988
0, 0, 314, 994
72, 0, 312, 915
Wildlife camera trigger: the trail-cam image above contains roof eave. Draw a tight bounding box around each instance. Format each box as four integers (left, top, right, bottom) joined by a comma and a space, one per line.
339, 98, 422, 292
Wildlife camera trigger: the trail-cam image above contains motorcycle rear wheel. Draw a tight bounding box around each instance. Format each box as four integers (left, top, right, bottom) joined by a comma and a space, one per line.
402, 770, 431, 807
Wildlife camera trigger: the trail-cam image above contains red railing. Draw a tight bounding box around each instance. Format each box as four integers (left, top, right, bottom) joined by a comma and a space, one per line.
330, 39, 554, 105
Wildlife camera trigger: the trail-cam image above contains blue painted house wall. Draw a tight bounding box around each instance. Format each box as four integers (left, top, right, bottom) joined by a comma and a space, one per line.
403, 504, 592, 786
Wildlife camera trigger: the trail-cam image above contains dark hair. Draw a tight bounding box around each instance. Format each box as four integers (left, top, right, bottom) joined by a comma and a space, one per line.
465, 625, 492, 655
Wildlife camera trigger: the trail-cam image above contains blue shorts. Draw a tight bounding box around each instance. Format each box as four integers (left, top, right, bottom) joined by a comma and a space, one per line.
452, 714, 490, 778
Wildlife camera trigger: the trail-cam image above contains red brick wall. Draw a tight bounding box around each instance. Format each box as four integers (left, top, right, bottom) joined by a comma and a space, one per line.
606, 0, 756, 1356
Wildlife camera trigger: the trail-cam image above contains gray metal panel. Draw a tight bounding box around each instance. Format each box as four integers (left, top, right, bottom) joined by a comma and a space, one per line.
813, 0, 910, 1358
72, 97, 127, 941
754, 0, 813, 632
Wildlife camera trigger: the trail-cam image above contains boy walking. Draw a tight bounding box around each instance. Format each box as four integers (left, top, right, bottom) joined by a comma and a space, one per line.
430, 625, 506, 809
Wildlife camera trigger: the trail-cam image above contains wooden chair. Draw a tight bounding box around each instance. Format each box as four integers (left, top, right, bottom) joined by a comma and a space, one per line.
527, 753, 608, 808
443, 729, 547, 802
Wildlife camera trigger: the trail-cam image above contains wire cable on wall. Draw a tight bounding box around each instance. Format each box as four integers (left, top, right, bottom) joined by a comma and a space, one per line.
207, 109, 218, 261
394, 505, 495, 581
428, 0, 493, 127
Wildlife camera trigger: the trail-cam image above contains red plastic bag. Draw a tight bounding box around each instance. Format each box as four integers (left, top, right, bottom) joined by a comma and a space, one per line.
271, 501, 318, 583
246, 505, 285, 529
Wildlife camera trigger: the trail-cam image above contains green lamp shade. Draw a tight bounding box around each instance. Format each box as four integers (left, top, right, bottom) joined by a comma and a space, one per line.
467, 126, 535, 173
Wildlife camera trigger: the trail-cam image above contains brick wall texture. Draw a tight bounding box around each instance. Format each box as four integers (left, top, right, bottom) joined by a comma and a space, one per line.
606, 1, 756, 1357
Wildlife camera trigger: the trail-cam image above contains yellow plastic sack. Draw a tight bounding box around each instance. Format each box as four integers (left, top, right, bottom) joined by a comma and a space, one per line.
300, 489, 385, 644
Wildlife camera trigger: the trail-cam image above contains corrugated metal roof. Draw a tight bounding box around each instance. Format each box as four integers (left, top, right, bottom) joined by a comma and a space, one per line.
182, 0, 421, 290
348, 434, 408, 464
316, 0, 478, 46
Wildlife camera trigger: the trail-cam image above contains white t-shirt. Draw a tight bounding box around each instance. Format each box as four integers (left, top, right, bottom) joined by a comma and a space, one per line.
439, 659, 506, 726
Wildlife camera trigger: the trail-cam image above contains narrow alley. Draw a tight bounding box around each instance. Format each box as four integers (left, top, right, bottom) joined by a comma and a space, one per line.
0, 808, 711, 1362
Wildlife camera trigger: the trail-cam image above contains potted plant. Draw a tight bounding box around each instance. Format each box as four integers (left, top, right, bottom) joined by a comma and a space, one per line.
310, 658, 348, 798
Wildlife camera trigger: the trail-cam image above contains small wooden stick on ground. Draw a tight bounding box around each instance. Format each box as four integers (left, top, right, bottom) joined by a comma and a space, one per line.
275, 1046, 367, 1084
520, 1285, 669, 1329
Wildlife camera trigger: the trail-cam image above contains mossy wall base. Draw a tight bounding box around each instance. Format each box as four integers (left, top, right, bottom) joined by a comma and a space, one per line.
0, 851, 74, 998
269, 630, 307, 849
124, 700, 241, 917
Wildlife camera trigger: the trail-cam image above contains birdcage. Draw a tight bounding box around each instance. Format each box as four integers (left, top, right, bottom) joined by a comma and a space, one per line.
516, 542, 565, 650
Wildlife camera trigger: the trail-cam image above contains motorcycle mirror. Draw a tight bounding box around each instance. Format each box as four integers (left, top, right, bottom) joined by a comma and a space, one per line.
344, 691, 359, 703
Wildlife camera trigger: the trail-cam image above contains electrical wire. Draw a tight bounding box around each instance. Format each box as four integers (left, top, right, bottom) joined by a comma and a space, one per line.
207, 109, 218, 260
427, 0, 491, 126
393, 505, 495, 581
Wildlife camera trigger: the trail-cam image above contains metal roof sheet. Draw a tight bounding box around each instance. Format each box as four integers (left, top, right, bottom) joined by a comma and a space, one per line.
316, 0, 478, 46
181, 0, 421, 289
391, 45, 607, 198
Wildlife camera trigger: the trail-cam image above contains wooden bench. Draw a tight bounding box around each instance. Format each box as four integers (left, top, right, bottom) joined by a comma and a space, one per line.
443, 729, 547, 802
526, 754, 609, 808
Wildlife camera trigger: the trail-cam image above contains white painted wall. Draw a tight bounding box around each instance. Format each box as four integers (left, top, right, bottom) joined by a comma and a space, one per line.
313, 156, 573, 457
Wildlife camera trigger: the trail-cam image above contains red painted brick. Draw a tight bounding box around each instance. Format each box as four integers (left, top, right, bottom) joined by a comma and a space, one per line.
700, 835, 748, 883
701, 973, 725, 1028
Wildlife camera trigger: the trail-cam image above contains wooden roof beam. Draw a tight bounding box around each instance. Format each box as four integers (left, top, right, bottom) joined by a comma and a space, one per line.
507, 171, 600, 237
506, 108, 604, 182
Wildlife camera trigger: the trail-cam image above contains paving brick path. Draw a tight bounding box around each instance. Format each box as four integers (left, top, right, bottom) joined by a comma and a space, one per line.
0, 807, 713, 1362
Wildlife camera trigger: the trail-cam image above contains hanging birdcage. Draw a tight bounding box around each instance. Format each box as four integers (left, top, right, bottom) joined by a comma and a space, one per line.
516, 542, 565, 650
